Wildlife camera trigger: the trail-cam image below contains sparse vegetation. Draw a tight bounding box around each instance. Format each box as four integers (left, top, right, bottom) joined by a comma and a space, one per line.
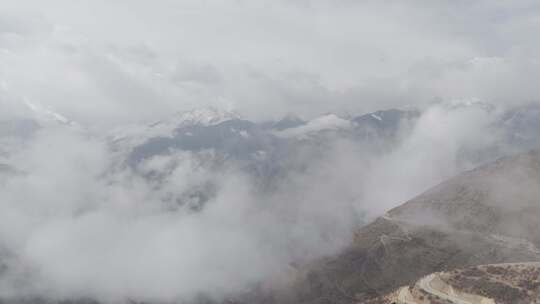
443, 263, 540, 303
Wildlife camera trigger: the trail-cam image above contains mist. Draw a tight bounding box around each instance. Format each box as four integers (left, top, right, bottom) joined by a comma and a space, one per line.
1, 0, 540, 303
0, 101, 520, 302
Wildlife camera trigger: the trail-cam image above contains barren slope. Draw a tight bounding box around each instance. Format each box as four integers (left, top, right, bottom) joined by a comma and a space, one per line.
283, 151, 540, 304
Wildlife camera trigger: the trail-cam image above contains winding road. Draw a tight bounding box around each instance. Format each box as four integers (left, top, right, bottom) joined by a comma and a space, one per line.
395, 273, 494, 304
417, 274, 474, 304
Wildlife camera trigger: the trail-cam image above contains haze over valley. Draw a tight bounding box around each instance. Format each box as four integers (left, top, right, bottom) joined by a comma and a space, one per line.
1, 1, 540, 303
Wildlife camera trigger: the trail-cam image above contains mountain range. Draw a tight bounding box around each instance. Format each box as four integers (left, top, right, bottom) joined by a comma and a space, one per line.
2, 103, 540, 303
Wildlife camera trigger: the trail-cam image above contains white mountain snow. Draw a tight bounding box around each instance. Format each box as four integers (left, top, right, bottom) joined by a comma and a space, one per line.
109, 107, 242, 151
23, 100, 81, 128
272, 113, 352, 139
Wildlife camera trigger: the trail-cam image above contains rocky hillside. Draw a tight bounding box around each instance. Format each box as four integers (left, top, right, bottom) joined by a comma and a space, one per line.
279, 151, 540, 304
367, 262, 540, 304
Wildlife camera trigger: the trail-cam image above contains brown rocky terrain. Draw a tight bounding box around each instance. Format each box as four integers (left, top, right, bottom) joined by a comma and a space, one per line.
272, 151, 540, 304
365, 262, 540, 304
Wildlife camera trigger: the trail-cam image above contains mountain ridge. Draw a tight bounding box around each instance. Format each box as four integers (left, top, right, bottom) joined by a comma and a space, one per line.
273, 151, 540, 304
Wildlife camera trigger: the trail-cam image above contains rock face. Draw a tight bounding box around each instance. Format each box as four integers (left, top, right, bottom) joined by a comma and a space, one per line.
282, 151, 540, 304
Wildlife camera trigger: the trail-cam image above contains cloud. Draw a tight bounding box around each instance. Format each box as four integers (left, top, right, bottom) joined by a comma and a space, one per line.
1, 1, 540, 302
0, 1, 539, 124
0, 98, 532, 302
0, 125, 357, 301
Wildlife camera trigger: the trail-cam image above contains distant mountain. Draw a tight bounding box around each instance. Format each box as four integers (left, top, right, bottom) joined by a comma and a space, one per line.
0, 103, 84, 166
500, 103, 540, 150
110, 105, 540, 214
106, 107, 424, 217
4, 106, 540, 304
109, 107, 241, 150
23, 101, 79, 128
115, 107, 421, 171
351, 108, 420, 140
145, 106, 242, 133
0, 101, 85, 141
270, 114, 306, 131
272, 113, 352, 139
270, 109, 419, 141
128, 118, 279, 165
0, 118, 39, 138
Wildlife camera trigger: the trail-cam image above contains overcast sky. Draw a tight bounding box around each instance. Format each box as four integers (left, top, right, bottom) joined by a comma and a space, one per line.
1, 0, 540, 125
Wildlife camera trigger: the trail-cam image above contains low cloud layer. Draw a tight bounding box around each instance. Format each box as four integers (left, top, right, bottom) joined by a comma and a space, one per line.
1, 1, 540, 303
0, 102, 517, 302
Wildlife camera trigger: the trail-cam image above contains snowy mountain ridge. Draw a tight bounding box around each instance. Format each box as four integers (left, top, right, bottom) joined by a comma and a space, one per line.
109, 107, 242, 148
272, 113, 352, 138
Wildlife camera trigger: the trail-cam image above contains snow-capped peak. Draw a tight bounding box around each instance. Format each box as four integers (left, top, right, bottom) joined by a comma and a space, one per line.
444, 98, 495, 112
109, 107, 241, 148
170, 106, 241, 127
272, 113, 306, 131
370, 113, 383, 121
273, 113, 352, 138
23, 100, 80, 128
145, 107, 241, 136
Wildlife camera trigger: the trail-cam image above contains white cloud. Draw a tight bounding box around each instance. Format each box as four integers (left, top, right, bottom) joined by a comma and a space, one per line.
1, 1, 540, 301
0, 1, 539, 124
